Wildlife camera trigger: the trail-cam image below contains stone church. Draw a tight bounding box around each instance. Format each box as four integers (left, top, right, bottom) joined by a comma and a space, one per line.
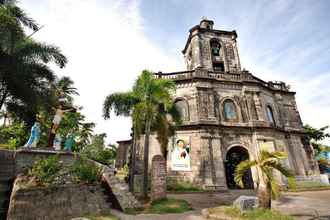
134, 19, 319, 190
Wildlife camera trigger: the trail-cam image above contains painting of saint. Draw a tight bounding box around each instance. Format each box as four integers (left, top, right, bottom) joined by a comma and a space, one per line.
171, 138, 191, 171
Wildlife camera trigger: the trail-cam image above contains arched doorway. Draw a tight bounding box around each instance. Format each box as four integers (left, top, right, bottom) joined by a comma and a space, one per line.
224, 146, 254, 189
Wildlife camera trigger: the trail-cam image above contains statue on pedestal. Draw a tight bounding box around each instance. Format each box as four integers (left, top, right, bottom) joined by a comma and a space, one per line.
64, 134, 75, 152
53, 134, 62, 150
48, 91, 76, 148
24, 121, 41, 149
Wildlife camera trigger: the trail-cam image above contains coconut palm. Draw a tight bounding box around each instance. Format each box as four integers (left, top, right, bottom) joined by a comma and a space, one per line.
234, 150, 295, 209
103, 70, 177, 198
54, 76, 79, 104
0, 2, 67, 121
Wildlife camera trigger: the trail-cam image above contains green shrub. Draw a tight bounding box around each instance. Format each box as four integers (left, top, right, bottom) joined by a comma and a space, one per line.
223, 206, 294, 220
29, 155, 62, 184
148, 198, 192, 214
70, 158, 102, 184
124, 198, 192, 215
0, 123, 28, 150
166, 180, 202, 192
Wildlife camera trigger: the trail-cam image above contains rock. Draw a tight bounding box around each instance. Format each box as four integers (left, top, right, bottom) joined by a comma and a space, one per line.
233, 196, 258, 212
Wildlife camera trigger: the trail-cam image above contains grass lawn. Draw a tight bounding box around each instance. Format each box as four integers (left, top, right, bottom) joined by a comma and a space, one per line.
166, 181, 203, 192
125, 197, 192, 215
207, 206, 294, 220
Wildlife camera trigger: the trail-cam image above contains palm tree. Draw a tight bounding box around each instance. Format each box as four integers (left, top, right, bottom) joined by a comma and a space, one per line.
234, 150, 295, 209
55, 76, 79, 104
0, 1, 67, 114
77, 122, 95, 147
103, 70, 177, 198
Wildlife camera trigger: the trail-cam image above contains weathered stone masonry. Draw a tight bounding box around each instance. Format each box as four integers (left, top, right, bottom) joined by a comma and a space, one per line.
135, 19, 319, 190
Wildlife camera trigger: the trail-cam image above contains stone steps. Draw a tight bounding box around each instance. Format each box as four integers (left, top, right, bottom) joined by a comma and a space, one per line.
101, 173, 141, 211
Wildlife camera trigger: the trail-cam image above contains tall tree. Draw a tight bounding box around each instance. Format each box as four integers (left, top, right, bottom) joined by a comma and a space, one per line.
235, 150, 295, 209
0, 1, 67, 125
304, 124, 330, 172
103, 70, 177, 198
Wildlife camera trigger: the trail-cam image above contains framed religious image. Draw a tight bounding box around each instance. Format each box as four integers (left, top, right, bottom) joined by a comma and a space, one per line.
170, 137, 191, 171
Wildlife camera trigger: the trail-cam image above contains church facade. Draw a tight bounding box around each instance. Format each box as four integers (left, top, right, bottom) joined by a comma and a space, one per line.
135, 19, 319, 190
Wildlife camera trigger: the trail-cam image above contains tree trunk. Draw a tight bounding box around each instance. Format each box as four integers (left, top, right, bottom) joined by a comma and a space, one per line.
142, 117, 151, 199
129, 128, 137, 192
257, 176, 271, 209
0, 90, 8, 111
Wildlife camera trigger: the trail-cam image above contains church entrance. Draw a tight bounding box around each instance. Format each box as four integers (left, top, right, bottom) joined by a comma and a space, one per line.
224, 146, 254, 189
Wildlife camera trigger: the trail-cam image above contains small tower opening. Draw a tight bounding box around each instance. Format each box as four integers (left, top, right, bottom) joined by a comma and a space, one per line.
210, 39, 221, 57
210, 39, 224, 72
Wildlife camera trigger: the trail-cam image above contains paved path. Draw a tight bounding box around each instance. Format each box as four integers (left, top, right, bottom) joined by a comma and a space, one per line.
112, 190, 330, 220
273, 190, 330, 220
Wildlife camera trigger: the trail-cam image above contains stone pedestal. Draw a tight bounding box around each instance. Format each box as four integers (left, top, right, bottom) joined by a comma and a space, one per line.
151, 155, 166, 201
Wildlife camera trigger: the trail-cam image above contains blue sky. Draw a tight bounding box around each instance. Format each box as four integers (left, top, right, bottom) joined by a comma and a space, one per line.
22, 0, 330, 144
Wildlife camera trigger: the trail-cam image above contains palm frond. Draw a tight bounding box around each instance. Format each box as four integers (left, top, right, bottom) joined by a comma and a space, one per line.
103, 92, 138, 119
15, 40, 67, 68
6, 4, 39, 31
234, 159, 257, 188
263, 160, 294, 178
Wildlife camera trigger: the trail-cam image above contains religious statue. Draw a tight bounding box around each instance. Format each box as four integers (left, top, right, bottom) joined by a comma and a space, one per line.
24, 121, 41, 149
48, 91, 76, 148
53, 134, 62, 151
64, 134, 75, 152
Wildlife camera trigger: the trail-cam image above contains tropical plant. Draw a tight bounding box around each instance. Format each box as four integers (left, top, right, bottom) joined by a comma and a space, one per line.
103, 70, 177, 198
0, 1, 67, 126
0, 121, 27, 149
234, 150, 295, 209
304, 124, 330, 172
70, 157, 102, 184
54, 76, 79, 104
81, 133, 116, 165
29, 155, 62, 184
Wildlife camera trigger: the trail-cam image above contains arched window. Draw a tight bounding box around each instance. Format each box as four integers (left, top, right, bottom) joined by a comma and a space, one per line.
175, 99, 189, 121
210, 39, 221, 57
266, 106, 275, 125
223, 99, 238, 121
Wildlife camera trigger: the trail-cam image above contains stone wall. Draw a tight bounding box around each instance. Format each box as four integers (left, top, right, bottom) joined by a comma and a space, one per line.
7, 176, 110, 220
133, 19, 319, 190
14, 149, 75, 175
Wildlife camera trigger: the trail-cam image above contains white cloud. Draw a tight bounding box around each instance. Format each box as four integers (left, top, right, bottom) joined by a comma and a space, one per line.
21, 0, 182, 144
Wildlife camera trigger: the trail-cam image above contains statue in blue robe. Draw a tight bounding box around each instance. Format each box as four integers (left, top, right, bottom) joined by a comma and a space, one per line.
24, 122, 41, 148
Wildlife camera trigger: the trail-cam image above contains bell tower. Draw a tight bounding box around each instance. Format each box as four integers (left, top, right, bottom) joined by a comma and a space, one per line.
182, 18, 241, 73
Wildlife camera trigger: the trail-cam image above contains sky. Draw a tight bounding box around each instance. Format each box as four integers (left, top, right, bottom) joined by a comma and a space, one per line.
21, 0, 330, 145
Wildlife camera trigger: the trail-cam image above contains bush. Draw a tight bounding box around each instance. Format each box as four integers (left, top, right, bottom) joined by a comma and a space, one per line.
222, 206, 294, 220
124, 198, 192, 215
93, 149, 116, 165
166, 180, 202, 192
70, 157, 102, 184
149, 198, 192, 214
0, 123, 28, 150
29, 155, 62, 184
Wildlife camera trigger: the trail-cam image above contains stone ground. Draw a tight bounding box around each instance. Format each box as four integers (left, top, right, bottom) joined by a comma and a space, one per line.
111, 190, 330, 220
